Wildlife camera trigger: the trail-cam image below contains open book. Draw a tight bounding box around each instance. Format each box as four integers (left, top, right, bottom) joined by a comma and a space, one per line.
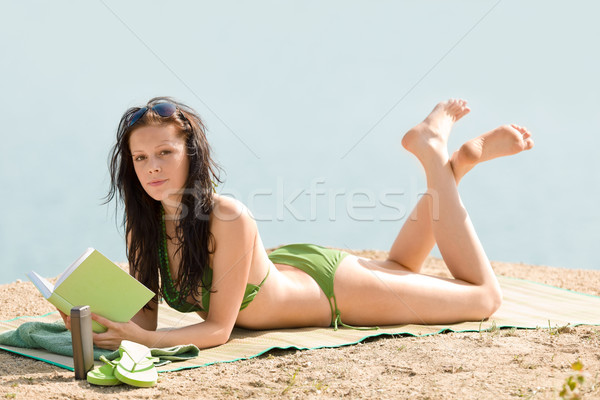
27, 248, 155, 333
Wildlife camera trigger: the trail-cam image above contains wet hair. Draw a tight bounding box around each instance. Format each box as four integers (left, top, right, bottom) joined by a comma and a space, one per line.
106, 96, 222, 308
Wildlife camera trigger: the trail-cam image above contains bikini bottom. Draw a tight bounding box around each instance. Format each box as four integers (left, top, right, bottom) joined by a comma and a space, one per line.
268, 243, 377, 330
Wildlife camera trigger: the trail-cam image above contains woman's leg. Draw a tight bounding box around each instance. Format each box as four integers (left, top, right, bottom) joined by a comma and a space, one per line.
401, 100, 496, 288
335, 99, 516, 324
387, 123, 534, 272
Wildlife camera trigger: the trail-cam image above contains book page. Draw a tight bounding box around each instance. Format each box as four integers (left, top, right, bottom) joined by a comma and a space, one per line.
55, 248, 95, 288
26, 271, 54, 299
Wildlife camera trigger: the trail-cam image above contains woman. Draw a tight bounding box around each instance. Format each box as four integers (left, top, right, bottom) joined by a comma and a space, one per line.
63, 96, 534, 350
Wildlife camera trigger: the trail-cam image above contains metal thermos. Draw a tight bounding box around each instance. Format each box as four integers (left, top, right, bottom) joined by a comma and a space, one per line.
70, 306, 94, 379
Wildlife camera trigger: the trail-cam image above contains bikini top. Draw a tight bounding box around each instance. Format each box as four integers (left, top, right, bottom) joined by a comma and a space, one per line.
158, 218, 269, 313
158, 258, 270, 313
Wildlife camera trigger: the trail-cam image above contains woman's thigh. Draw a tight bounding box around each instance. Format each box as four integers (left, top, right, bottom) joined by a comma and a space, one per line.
333, 255, 491, 326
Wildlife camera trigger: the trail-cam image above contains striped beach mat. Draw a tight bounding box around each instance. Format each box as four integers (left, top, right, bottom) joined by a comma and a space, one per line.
1, 275, 599, 372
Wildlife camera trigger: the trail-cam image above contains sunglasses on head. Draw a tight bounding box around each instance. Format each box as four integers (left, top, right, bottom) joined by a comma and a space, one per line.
127, 102, 178, 128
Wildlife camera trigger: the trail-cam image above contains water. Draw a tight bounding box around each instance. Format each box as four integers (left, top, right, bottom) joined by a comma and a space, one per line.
1, 1, 599, 284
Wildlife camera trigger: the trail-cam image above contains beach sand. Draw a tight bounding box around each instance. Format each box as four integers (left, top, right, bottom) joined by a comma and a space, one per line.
1, 251, 599, 399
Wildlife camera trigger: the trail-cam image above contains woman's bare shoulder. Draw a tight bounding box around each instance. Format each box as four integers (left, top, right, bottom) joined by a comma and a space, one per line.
210, 194, 256, 232
209, 195, 259, 267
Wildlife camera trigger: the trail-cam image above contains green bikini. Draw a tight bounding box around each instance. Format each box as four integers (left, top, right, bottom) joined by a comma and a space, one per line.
159, 221, 375, 330
158, 216, 269, 313
267, 243, 358, 330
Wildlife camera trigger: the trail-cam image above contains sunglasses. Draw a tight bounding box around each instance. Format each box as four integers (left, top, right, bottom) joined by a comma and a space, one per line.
127, 103, 178, 128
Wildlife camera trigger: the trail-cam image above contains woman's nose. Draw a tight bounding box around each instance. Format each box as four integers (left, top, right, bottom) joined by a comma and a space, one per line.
148, 158, 161, 174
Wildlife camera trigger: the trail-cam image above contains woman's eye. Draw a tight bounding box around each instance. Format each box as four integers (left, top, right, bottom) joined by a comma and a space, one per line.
133, 155, 146, 162
159, 150, 171, 156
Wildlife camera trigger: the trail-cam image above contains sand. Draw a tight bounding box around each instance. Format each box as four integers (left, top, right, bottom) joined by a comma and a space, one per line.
1, 252, 599, 399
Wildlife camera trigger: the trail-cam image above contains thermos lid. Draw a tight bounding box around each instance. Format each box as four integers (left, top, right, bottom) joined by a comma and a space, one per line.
70, 305, 91, 317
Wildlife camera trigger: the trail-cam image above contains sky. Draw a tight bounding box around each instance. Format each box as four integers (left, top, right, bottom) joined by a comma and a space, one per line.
1, 1, 599, 282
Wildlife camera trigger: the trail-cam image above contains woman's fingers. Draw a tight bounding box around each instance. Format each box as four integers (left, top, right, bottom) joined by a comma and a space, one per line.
91, 313, 113, 329
57, 309, 71, 330
89, 314, 147, 350
91, 313, 126, 350
92, 332, 121, 350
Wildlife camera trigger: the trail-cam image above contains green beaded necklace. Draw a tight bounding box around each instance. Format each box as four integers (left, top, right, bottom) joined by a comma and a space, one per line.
158, 209, 186, 304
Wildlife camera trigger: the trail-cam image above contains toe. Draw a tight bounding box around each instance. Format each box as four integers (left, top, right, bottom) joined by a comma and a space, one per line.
510, 124, 530, 136
510, 123, 522, 132
525, 138, 534, 150
455, 107, 471, 121
447, 99, 461, 115
513, 124, 532, 139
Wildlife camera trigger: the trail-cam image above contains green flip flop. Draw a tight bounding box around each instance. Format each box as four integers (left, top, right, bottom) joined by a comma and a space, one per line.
87, 356, 123, 386
113, 340, 158, 388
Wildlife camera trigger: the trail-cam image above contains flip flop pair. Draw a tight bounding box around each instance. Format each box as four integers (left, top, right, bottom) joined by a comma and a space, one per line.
87, 340, 158, 387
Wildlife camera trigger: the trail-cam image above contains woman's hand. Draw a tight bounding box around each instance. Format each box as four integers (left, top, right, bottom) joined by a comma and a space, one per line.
91, 313, 147, 350
58, 310, 71, 330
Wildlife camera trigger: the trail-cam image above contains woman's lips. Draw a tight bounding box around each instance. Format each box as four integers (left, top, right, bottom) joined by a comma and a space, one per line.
148, 179, 167, 187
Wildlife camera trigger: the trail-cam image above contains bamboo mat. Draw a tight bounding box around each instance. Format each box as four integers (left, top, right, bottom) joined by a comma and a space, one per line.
1, 276, 599, 372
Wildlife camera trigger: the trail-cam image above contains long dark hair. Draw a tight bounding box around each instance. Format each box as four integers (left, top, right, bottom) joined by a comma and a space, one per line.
106, 96, 222, 308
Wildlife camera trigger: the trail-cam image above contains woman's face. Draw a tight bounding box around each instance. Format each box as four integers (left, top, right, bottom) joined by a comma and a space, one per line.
129, 124, 190, 206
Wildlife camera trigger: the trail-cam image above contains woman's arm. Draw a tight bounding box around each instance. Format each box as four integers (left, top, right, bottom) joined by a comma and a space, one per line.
92, 314, 235, 349
130, 299, 158, 331
93, 198, 258, 349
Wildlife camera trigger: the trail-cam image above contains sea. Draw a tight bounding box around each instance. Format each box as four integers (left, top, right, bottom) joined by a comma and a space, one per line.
1, 1, 599, 284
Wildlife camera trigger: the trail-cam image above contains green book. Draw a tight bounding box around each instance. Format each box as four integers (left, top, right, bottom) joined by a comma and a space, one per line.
27, 248, 155, 333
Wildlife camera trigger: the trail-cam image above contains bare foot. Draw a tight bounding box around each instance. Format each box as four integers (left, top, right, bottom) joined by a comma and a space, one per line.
450, 124, 534, 181
401, 99, 471, 165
